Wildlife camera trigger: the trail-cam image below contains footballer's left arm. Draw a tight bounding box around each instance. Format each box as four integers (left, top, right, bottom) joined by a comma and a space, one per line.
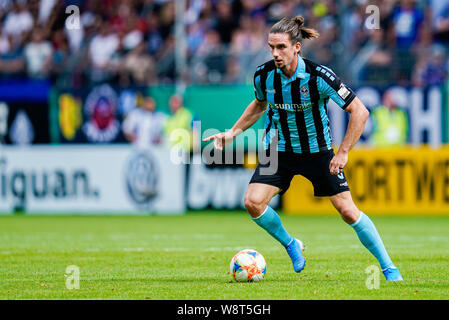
329, 97, 370, 175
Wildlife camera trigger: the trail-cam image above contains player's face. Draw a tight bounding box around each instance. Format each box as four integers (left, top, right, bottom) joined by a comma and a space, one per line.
268, 33, 300, 70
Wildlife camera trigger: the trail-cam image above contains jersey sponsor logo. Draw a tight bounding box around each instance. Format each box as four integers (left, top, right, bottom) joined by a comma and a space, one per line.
337, 84, 350, 99
265, 89, 276, 94
268, 102, 314, 112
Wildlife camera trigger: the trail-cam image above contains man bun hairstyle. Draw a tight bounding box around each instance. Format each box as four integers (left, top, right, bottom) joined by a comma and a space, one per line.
270, 15, 320, 43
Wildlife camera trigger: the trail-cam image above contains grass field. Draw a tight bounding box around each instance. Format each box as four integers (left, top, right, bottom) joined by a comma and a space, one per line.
0, 211, 448, 300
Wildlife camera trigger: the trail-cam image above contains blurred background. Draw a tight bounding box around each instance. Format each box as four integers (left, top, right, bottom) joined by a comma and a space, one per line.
1, 0, 447, 87
0, 0, 448, 216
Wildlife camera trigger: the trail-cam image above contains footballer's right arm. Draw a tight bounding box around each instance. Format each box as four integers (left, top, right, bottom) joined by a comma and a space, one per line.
203, 99, 267, 150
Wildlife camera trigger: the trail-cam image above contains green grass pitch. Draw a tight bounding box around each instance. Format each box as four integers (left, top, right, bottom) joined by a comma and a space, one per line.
0, 211, 448, 300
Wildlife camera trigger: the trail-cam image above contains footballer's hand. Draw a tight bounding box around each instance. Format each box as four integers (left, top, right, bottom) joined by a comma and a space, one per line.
329, 150, 348, 175
203, 131, 236, 150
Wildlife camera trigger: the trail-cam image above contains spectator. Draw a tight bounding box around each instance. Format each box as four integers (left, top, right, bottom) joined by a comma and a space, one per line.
88, 21, 119, 82
158, 0, 175, 39
121, 13, 144, 52
391, 0, 424, 49
213, 0, 238, 44
223, 54, 243, 84
120, 40, 156, 86
360, 29, 394, 85
24, 29, 53, 78
195, 29, 226, 83
155, 34, 175, 83
2, 0, 33, 42
369, 90, 409, 147
413, 44, 447, 87
122, 96, 166, 149
0, 26, 10, 55
340, 2, 365, 56
38, 0, 57, 25
145, 12, 164, 55
230, 15, 265, 55
186, 20, 206, 55
390, 0, 425, 82
0, 0, 446, 88
433, 0, 449, 44
0, 32, 25, 77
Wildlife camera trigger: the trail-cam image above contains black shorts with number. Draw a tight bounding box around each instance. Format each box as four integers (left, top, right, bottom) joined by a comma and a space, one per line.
249, 150, 350, 196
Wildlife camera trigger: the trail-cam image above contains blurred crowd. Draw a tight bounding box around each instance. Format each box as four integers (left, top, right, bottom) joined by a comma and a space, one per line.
0, 0, 448, 88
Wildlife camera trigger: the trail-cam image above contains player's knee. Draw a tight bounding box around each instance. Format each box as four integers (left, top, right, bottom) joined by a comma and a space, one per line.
339, 206, 359, 224
244, 194, 266, 218
331, 195, 359, 224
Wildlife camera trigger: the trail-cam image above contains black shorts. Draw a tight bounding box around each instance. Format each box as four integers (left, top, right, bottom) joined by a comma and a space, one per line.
249, 150, 350, 196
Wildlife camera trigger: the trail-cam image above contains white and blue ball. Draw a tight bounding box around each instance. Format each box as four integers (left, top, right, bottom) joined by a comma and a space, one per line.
230, 249, 267, 282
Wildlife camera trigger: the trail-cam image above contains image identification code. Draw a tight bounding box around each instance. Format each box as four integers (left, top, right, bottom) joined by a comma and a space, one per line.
177, 304, 271, 317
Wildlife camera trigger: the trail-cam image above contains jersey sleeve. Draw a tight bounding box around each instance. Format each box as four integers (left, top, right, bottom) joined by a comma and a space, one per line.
253, 70, 266, 102
316, 67, 356, 109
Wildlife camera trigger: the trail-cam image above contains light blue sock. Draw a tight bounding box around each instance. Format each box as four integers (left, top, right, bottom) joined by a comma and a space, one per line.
252, 206, 293, 247
350, 212, 394, 270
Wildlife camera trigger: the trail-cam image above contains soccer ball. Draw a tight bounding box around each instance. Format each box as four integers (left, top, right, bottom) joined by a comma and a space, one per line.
230, 249, 267, 282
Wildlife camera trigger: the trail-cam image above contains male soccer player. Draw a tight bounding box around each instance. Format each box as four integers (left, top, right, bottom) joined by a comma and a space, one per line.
203, 16, 403, 281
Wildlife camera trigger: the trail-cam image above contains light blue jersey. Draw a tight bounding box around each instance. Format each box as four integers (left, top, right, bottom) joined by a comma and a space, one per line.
253, 55, 356, 154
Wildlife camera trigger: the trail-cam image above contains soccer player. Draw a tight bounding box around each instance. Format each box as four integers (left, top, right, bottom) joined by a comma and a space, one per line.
203, 16, 403, 281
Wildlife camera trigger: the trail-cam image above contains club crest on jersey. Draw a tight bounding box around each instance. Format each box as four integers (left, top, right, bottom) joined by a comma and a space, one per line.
300, 85, 309, 98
